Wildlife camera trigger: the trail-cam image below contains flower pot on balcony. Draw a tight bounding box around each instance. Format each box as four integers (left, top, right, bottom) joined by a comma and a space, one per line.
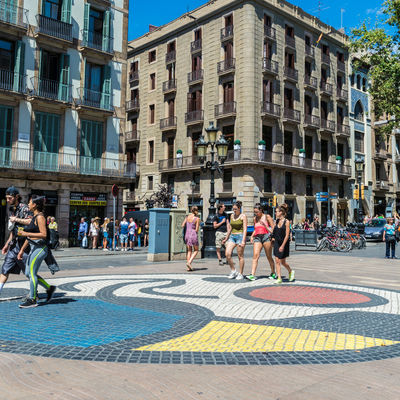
299, 149, 306, 167
234, 140, 241, 161
336, 156, 342, 172
176, 150, 183, 168
258, 140, 266, 161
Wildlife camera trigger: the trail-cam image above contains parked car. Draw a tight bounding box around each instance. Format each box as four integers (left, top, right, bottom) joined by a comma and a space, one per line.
364, 218, 386, 241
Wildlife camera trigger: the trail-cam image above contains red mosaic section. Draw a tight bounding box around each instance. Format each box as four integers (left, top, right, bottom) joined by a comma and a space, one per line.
250, 286, 371, 305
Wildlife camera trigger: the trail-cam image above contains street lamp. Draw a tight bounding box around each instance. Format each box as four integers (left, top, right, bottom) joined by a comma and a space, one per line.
196, 122, 229, 258
355, 158, 365, 224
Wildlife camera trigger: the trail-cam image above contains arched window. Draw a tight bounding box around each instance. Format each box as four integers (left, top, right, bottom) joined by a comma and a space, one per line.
362, 78, 367, 91
356, 75, 361, 90
350, 73, 355, 86
354, 101, 364, 121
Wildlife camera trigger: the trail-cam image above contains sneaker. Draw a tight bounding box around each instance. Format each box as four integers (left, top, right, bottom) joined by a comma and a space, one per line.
392, 256, 398, 259
219, 259, 224, 266
46, 286, 56, 302
246, 274, 257, 281
274, 278, 283, 285
289, 270, 295, 282
235, 273, 244, 280
268, 273, 277, 280
19, 298, 38, 308
228, 270, 238, 279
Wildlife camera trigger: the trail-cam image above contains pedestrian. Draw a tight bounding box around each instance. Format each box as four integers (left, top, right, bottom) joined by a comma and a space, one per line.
137, 222, 143, 247
90, 217, 100, 250
182, 206, 200, 271
213, 204, 228, 265
107, 218, 114, 250
102, 218, 109, 251
78, 217, 88, 248
144, 219, 149, 247
247, 203, 275, 281
128, 217, 136, 251
16, 195, 56, 308
48, 216, 59, 250
119, 217, 129, 251
114, 219, 120, 250
272, 203, 295, 284
223, 201, 247, 280
383, 217, 397, 259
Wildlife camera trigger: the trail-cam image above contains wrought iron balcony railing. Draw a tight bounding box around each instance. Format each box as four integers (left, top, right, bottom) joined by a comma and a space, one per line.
285, 35, 295, 48
320, 119, 335, 132
81, 30, 113, 54
188, 69, 203, 84
283, 108, 301, 122
162, 79, 177, 93
76, 87, 113, 111
262, 58, 279, 74
321, 53, 330, 64
304, 114, 320, 128
336, 123, 350, 136
36, 14, 72, 42
191, 39, 202, 53
165, 51, 176, 63
0, 3, 28, 29
221, 25, 233, 40
261, 102, 281, 117
337, 60, 346, 72
125, 130, 140, 143
284, 66, 298, 80
31, 77, 72, 103
215, 101, 236, 117
336, 87, 348, 100
0, 68, 25, 93
185, 110, 204, 124
160, 116, 177, 130
320, 81, 333, 95
126, 99, 140, 112
217, 58, 235, 74
304, 75, 318, 89
264, 25, 276, 40
305, 45, 315, 58
129, 71, 139, 83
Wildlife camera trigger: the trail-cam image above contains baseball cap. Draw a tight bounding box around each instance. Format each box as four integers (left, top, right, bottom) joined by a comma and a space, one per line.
5, 186, 19, 196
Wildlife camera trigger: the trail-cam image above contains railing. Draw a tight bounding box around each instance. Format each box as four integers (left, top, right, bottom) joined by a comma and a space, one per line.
375, 150, 388, 159
126, 99, 140, 112
261, 102, 280, 117
264, 25, 276, 40
304, 75, 317, 89
165, 51, 176, 63
124, 191, 136, 202
188, 69, 204, 83
0, 69, 25, 93
336, 123, 350, 136
320, 119, 335, 132
337, 60, 346, 72
31, 77, 72, 102
304, 115, 320, 128
305, 45, 315, 57
321, 53, 330, 64
0, 3, 28, 28
320, 81, 333, 95
215, 101, 236, 117
221, 25, 233, 40
185, 110, 204, 123
375, 181, 389, 191
76, 87, 113, 111
81, 30, 113, 54
262, 58, 279, 74
336, 87, 348, 100
0, 148, 136, 178
158, 147, 351, 176
284, 66, 298, 80
283, 108, 300, 122
191, 39, 202, 52
129, 71, 139, 83
160, 116, 177, 130
285, 35, 295, 48
36, 14, 72, 42
217, 58, 235, 74
126, 130, 140, 142
162, 79, 176, 92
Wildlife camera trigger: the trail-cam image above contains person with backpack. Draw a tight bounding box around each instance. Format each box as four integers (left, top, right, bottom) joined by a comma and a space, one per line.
383, 217, 397, 259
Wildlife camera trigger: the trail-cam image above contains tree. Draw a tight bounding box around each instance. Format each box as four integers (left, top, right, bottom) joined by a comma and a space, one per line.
145, 184, 176, 209
350, 0, 400, 136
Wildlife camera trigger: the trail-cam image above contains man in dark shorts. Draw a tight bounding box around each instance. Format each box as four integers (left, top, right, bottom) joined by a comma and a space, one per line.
213, 203, 228, 266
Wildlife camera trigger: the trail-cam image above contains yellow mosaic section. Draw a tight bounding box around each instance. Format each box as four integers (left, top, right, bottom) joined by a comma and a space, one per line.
135, 321, 399, 353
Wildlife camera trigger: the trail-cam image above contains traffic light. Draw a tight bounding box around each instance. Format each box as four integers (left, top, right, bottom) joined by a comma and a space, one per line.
353, 188, 359, 200
353, 185, 365, 200
267, 195, 277, 207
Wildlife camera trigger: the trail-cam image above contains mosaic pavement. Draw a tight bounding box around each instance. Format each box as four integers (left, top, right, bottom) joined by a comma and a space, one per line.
1, 274, 400, 365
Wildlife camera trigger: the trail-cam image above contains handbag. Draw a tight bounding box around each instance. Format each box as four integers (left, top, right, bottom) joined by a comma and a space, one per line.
395, 229, 400, 242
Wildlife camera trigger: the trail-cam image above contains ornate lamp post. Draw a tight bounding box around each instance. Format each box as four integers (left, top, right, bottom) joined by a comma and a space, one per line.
355, 158, 365, 224
196, 122, 229, 258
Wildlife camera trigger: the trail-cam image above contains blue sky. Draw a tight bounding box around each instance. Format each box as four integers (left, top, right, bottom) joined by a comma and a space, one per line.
128, 0, 383, 41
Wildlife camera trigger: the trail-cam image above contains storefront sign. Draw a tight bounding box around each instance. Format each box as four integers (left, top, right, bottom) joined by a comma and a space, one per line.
70, 192, 107, 206
31, 190, 58, 206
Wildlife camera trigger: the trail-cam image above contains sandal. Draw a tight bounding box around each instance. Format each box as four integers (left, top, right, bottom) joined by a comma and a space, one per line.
186, 263, 193, 272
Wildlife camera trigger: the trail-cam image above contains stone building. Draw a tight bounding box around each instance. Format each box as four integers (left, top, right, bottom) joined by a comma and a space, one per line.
0, 0, 132, 246
125, 0, 352, 224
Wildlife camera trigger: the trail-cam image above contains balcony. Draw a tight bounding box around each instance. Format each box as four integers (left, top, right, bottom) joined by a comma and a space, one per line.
264, 25, 276, 40
217, 58, 235, 75
320, 119, 335, 132
165, 51, 176, 64
30, 77, 72, 103
125, 130, 140, 144
0, 69, 26, 94
36, 14, 72, 43
191, 39, 202, 53
76, 87, 113, 112
185, 110, 204, 125
188, 69, 204, 85
124, 190, 136, 202
221, 25, 233, 41
284, 66, 298, 82
215, 102, 236, 118
0, 3, 28, 31
283, 108, 301, 123
304, 115, 320, 129
262, 58, 279, 75
160, 116, 177, 131
126, 99, 140, 112
129, 71, 139, 84
261, 102, 280, 118
321, 53, 330, 65
337, 60, 346, 72
0, 146, 11, 167
305, 45, 315, 58
162, 79, 177, 94
336, 87, 348, 101
81, 30, 113, 55
304, 75, 318, 90
374, 180, 390, 191
285, 35, 295, 49
336, 123, 350, 137
374, 149, 388, 160
320, 81, 333, 96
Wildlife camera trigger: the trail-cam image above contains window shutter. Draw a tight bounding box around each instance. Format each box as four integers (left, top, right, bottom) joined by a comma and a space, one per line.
102, 9, 111, 52
58, 54, 70, 101
187, 93, 193, 112
13, 40, 24, 92
61, 0, 72, 24
101, 64, 111, 110
83, 3, 90, 45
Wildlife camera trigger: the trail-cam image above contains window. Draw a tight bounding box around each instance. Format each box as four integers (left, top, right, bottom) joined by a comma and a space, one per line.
337, 142, 344, 160
322, 44, 329, 55
284, 131, 293, 155
192, 55, 202, 71
148, 176, 153, 190
187, 90, 202, 112
223, 168, 232, 192
285, 52, 294, 68
306, 200, 314, 220
262, 125, 272, 152
263, 41, 272, 60
43, 0, 62, 20
351, 73, 355, 86
305, 35, 311, 46
148, 50, 156, 63
34, 112, 60, 154
149, 104, 155, 124
194, 28, 202, 41
222, 125, 234, 150
225, 14, 233, 27
264, 14, 271, 27
167, 41, 175, 53
223, 81, 234, 103
192, 172, 200, 192
285, 25, 294, 38
0, 105, 13, 149
305, 60, 311, 77
192, 131, 201, 156
284, 88, 293, 109
80, 119, 103, 177
264, 169, 272, 192
167, 137, 174, 159
355, 131, 364, 153
306, 175, 313, 196
362, 78, 367, 91
376, 163, 381, 181
356, 75, 361, 89
321, 67, 328, 83
148, 140, 154, 163
354, 101, 364, 121
337, 51, 344, 62
285, 172, 292, 194
322, 177, 328, 192
304, 95, 312, 116
337, 106, 344, 124
150, 73, 155, 90
305, 135, 313, 159
0, 39, 14, 70
167, 175, 175, 193
339, 179, 344, 198
263, 79, 273, 103
321, 139, 328, 161
321, 100, 328, 120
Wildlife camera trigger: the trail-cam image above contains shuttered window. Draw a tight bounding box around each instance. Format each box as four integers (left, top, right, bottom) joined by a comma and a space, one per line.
81, 119, 103, 159
34, 112, 60, 153
0, 105, 13, 148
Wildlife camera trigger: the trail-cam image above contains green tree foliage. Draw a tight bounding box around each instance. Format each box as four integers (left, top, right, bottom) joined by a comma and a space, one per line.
350, 0, 400, 136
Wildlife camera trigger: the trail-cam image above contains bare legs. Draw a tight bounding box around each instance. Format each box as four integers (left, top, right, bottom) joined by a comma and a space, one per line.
144, 234, 148, 247
275, 257, 292, 280
92, 236, 98, 249
216, 247, 223, 262
185, 245, 198, 271
263, 241, 275, 275
251, 241, 275, 276
226, 242, 245, 274
225, 241, 237, 272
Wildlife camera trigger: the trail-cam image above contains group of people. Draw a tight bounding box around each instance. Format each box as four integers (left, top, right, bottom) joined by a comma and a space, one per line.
78, 217, 149, 251
182, 202, 295, 284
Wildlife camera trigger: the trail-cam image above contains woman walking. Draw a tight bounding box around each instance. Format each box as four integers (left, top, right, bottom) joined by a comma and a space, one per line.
17, 195, 56, 308
272, 204, 295, 284
223, 201, 247, 280
90, 217, 100, 249
143, 219, 149, 247
102, 218, 110, 251
246, 204, 275, 281
383, 217, 397, 259
182, 206, 200, 271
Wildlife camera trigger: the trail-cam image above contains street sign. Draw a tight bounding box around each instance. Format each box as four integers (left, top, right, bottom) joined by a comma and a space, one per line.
316, 192, 329, 202
329, 192, 338, 199
111, 184, 119, 198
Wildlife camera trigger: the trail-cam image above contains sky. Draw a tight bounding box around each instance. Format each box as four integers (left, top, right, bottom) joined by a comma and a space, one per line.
128, 0, 384, 41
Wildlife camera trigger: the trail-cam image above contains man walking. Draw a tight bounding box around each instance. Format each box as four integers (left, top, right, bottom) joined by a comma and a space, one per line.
78, 217, 88, 248
213, 203, 228, 265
